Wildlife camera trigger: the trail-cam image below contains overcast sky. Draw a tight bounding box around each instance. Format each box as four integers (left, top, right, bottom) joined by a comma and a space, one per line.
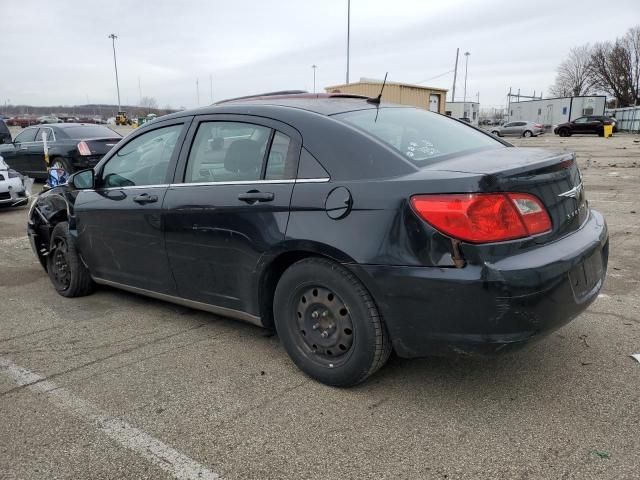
1, 0, 639, 110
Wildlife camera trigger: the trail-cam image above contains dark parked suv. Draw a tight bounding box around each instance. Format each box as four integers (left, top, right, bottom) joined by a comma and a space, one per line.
27, 93, 608, 386
0, 119, 11, 145
554, 116, 616, 137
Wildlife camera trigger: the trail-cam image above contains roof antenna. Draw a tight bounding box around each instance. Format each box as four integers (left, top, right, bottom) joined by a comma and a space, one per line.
367, 72, 388, 104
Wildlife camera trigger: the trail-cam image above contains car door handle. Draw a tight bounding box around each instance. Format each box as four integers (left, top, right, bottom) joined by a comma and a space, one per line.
238, 191, 274, 203
133, 193, 158, 204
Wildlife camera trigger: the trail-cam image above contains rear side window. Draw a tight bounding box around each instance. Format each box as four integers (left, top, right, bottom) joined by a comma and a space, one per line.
185, 122, 271, 183
185, 122, 297, 183
265, 132, 296, 180
334, 108, 502, 166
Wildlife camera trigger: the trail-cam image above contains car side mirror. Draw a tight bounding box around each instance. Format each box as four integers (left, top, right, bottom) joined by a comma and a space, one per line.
69, 169, 95, 190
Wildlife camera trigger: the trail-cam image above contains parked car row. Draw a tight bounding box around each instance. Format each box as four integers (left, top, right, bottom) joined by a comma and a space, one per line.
27, 93, 608, 386
3, 115, 109, 128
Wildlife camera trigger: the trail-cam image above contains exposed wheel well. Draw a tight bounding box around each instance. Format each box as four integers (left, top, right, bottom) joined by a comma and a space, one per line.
31, 206, 69, 271
259, 250, 332, 329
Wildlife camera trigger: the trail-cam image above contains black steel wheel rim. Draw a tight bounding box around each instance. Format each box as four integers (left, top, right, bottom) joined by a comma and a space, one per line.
51, 237, 70, 290
292, 286, 355, 366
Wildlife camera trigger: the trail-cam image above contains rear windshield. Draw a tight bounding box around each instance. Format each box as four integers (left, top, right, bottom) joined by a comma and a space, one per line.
63, 126, 121, 139
334, 107, 503, 166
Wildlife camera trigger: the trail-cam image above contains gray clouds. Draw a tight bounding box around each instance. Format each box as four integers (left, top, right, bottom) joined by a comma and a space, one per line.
1, 0, 639, 108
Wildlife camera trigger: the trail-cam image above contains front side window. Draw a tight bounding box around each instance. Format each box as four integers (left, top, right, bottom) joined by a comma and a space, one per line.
101, 124, 182, 188
334, 108, 502, 166
14, 128, 38, 143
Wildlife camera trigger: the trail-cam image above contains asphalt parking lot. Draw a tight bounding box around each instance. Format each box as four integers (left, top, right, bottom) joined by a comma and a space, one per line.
1, 131, 639, 479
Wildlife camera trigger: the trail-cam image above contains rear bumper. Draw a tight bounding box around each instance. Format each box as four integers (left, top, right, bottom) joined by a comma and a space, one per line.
348, 209, 609, 358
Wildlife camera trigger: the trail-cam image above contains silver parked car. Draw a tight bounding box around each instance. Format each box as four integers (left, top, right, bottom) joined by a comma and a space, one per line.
491, 121, 544, 137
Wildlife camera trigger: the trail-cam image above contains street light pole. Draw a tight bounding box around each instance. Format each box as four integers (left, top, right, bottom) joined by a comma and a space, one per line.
108, 34, 121, 112
346, 0, 350, 84
312, 65, 318, 93
463, 51, 470, 103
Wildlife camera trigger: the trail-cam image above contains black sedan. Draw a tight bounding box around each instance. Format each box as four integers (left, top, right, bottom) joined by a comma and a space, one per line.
0, 123, 122, 180
26, 93, 608, 386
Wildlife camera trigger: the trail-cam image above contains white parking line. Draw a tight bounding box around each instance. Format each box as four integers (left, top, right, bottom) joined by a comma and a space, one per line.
0, 356, 219, 480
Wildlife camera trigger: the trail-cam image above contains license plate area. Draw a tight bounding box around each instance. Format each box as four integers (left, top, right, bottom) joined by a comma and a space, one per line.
569, 249, 604, 303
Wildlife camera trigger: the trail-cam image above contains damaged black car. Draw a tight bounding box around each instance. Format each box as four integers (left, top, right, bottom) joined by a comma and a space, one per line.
27, 93, 608, 386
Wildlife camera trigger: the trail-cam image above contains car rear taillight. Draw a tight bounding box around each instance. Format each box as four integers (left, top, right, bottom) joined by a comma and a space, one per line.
534, 123, 543, 128
410, 193, 552, 243
77, 141, 91, 156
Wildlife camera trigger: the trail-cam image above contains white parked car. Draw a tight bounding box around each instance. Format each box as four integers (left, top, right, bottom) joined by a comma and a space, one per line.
0, 155, 31, 207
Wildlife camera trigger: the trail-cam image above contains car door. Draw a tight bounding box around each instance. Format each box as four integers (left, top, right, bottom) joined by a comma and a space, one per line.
2, 127, 39, 175
501, 122, 516, 136
163, 115, 301, 318
26, 127, 54, 176
572, 117, 588, 133
74, 119, 191, 294
587, 116, 603, 133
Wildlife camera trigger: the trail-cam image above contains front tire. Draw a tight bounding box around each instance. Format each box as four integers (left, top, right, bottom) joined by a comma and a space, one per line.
491, 130, 501, 137
274, 258, 392, 387
47, 221, 95, 297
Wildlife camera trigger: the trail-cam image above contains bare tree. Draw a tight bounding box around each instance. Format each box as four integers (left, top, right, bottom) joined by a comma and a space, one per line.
549, 44, 595, 97
589, 26, 640, 106
139, 96, 158, 112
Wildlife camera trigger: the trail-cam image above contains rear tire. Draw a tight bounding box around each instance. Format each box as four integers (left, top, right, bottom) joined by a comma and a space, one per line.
47, 221, 95, 298
559, 128, 571, 137
522, 130, 533, 138
274, 258, 392, 387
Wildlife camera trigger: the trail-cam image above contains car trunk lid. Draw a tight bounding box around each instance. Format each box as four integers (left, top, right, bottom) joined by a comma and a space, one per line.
81, 137, 121, 156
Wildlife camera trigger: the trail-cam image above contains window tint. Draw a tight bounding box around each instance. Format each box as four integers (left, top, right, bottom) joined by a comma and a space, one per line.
14, 128, 38, 143
185, 122, 271, 183
101, 124, 182, 188
265, 132, 296, 180
574, 117, 587, 123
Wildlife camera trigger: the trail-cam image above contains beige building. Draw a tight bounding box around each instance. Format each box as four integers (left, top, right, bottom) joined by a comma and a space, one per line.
325, 79, 448, 114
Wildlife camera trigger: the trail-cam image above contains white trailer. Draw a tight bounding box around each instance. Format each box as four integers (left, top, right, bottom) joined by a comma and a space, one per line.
445, 102, 479, 126
508, 96, 606, 127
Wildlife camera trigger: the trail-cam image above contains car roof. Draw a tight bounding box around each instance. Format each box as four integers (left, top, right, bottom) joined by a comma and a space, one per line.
159, 94, 409, 121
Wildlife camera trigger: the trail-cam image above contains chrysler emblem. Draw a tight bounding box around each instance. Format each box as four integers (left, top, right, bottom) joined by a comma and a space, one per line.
559, 183, 583, 199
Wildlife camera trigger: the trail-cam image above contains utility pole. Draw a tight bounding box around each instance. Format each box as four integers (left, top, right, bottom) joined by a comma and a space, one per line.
138, 77, 142, 105
312, 65, 318, 93
196, 79, 200, 107
452, 48, 459, 102
463, 51, 470, 103
346, 0, 350, 84
209, 74, 213, 104
108, 34, 121, 112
